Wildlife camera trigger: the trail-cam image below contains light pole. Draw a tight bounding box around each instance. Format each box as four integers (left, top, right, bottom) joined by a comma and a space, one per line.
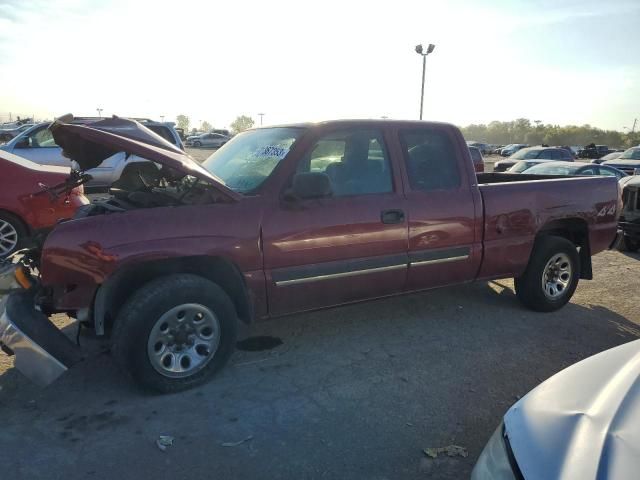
258, 113, 265, 126
96, 107, 103, 118
415, 43, 435, 120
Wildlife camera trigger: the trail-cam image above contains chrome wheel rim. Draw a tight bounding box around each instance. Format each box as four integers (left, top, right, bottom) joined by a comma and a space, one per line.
0, 220, 18, 256
541, 253, 572, 299
147, 303, 220, 378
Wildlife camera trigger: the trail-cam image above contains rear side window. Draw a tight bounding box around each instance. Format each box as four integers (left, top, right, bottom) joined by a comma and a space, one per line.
147, 125, 176, 145
26, 127, 57, 148
400, 130, 460, 191
560, 149, 572, 160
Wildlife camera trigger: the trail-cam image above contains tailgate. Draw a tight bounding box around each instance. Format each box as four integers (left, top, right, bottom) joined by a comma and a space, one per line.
476, 175, 619, 280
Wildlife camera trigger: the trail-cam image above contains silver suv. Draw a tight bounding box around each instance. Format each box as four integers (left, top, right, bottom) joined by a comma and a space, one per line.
0, 117, 184, 189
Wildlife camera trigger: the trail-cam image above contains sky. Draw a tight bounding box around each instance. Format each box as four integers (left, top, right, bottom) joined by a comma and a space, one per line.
0, 0, 639, 131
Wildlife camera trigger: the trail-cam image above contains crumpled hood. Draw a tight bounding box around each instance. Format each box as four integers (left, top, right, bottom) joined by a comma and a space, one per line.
505, 340, 640, 480
50, 115, 240, 201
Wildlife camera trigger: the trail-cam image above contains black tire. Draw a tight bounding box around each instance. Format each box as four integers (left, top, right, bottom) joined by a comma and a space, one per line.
111, 274, 238, 393
514, 236, 580, 312
193, 141, 201, 147
621, 235, 640, 253
0, 211, 27, 259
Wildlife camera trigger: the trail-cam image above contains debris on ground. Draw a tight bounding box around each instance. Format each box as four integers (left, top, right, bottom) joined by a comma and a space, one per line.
423, 445, 468, 458
156, 435, 174, 451
221, 435, 254, 447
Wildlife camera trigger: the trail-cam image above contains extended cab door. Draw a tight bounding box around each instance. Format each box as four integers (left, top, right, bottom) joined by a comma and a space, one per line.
261, 127, 408, 316
396, 126, 482, 291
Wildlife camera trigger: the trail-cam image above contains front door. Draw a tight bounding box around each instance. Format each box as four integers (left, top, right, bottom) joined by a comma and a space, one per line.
262, 127, 408, 316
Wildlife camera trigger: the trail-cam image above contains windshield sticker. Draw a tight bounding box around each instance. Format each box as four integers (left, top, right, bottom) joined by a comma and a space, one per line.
250, 145, 290, 160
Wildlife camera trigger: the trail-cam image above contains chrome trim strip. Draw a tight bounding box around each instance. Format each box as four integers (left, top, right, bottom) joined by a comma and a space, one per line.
410, 254, 469, 267
275, 263, 406, 286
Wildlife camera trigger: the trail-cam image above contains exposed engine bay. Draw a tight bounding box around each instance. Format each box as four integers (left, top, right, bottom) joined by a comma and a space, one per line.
75, 163, 227, 218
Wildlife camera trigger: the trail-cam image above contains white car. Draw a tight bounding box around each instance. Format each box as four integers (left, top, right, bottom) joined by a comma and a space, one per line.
472, 339, 640, 479
0, 118, 183, 189
185, 132, 228, 148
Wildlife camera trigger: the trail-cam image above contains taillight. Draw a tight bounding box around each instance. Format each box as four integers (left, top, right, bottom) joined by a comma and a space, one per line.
475, 163, 484, 173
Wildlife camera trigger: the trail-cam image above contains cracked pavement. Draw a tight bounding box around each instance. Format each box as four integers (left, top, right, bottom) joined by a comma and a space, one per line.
0, 250, 638, 479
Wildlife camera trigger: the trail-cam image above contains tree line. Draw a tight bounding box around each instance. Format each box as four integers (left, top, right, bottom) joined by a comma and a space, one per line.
460, 118, 640, 148
175, 115, 255, 135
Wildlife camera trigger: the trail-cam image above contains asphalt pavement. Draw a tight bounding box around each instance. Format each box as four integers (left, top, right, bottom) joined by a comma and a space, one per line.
0, 250, 638, 479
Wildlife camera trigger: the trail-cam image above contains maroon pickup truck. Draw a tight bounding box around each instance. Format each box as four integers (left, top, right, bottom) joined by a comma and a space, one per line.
0, 117, 621, 392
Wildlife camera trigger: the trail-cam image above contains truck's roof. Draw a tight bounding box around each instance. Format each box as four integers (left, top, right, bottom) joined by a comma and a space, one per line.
254, 119, 457, 130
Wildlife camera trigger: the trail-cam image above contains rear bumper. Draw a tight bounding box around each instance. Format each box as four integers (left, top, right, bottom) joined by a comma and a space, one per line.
0, 290, 82, 386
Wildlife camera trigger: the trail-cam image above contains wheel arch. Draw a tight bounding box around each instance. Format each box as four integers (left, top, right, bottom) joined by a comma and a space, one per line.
93, 255, 253, 335
536, 217, 592, 279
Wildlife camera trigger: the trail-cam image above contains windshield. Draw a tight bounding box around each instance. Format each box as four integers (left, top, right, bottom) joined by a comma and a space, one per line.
619, 148, 640, 160
202, 127, 304, 193
525, 163, 580, 175
511, 148, 542, 160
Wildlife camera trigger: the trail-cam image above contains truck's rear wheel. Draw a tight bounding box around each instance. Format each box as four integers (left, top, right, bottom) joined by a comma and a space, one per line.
111, 274, 238, 393
514, 236, 580, 312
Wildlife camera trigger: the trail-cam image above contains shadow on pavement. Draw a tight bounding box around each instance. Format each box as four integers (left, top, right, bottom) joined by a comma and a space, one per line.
0, 281, 638, 480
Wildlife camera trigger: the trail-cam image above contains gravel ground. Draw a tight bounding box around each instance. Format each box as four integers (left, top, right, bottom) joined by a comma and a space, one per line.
0, 250, 638, 479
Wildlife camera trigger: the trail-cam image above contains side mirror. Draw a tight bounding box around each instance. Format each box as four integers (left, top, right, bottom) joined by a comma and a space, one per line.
287, 172, 332, 200
14, 137, 30, 149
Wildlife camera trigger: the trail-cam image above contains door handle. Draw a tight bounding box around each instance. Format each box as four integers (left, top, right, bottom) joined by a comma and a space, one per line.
381, 209, 405, 224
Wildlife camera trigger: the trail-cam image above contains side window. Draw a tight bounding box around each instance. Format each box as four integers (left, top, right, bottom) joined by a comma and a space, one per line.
598, 167, 616, 177
400, 129, 460, 191
299, 129, 393, 197
579, 167, 596, 175
27, 127, 56, 148
147, 125, 176, 145
560, 149, 572, 160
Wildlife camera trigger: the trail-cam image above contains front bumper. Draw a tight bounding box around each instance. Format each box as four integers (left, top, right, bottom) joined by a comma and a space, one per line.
619, 220, 640, 240
0, 289, 82, 386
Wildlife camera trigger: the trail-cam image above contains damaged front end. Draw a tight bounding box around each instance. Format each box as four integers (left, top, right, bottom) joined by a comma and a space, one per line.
0, 254, 83, 386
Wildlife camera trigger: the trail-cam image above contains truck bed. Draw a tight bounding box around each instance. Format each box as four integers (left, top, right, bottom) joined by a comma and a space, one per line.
475, 174, 620, 280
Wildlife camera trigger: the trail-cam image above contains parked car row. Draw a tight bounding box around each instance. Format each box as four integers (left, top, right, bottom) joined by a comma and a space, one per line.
493, 146, 574, 172
0, 116, 184, 189
0, 122, 35, 143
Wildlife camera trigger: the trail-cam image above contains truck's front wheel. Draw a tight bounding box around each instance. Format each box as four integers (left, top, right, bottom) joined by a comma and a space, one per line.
514, 236, 580, 312
111, 274, 238, 393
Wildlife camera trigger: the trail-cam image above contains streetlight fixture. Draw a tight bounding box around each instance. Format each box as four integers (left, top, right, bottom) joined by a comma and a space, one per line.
160, 115, 165, 122
415, 43, 435, 120
96, 107, 103, 118
258, 113, 265, 126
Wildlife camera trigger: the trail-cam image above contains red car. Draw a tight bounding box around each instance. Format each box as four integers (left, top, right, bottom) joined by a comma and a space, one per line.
0, 150, 89, 257
0, 118, 620, 392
